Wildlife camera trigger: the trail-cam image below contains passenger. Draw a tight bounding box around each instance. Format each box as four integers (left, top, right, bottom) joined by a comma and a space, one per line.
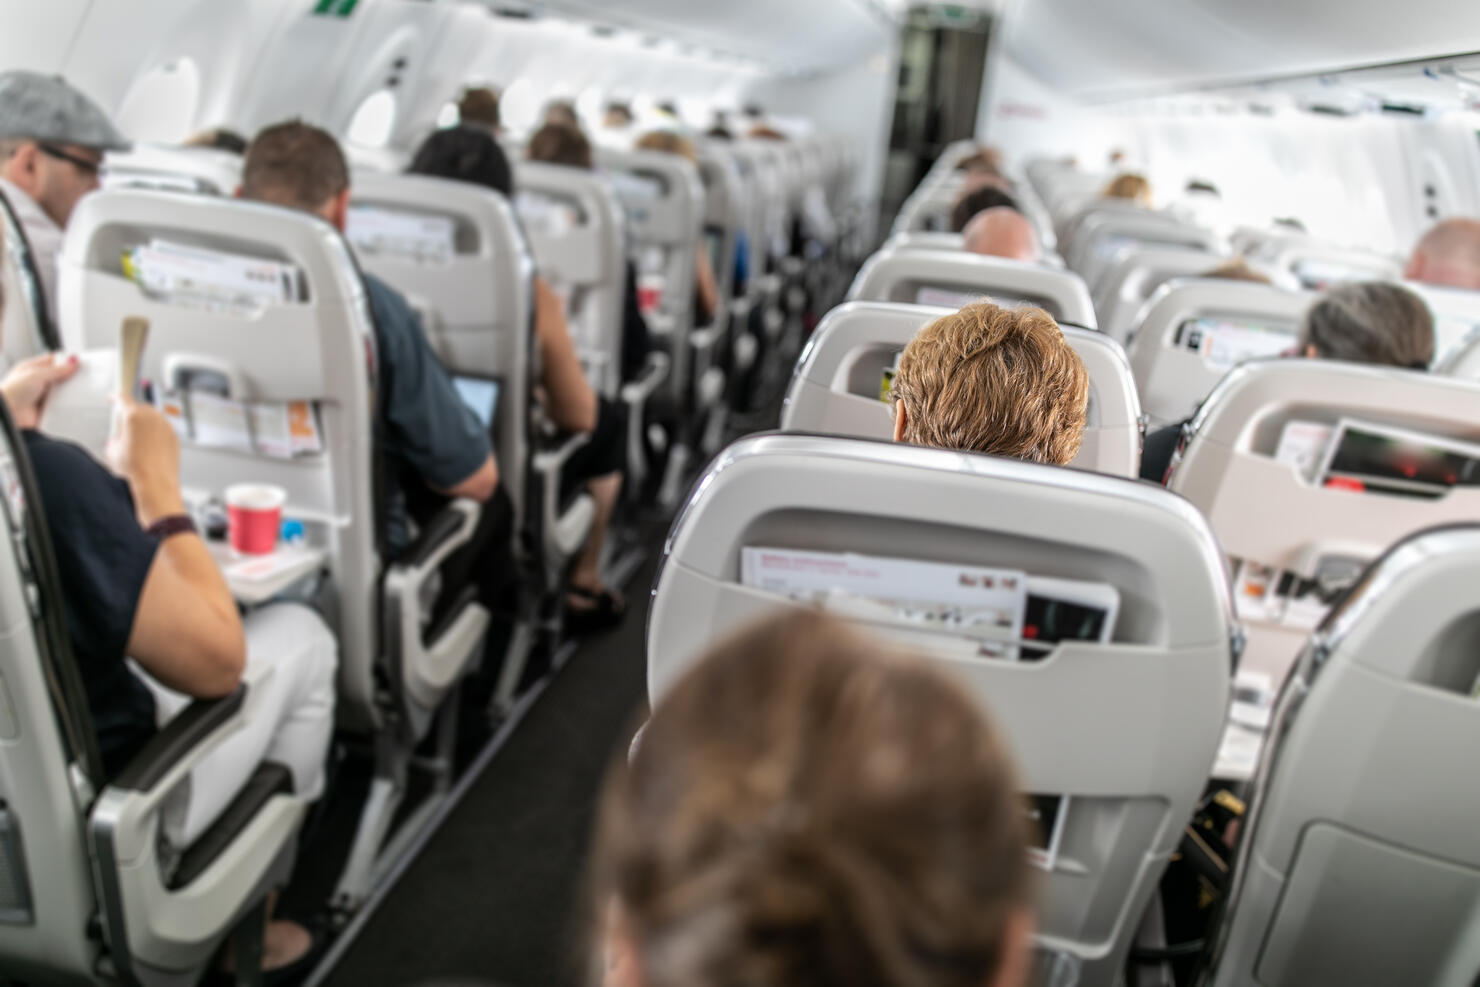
590, 609, 1035, 987
1202, 257, 1272, 283
962, 207, 1041, 264
949, 184, 1021, 234
1404, 218, 1480, 290
890, 301, 1088, 465
182, 127, 249, 154
1102, 173, 1152, 207
544, 100, 581, 131
458, 86, 502, 134
1139, 281, 1436, 482
416, 125, 629, 627
529, 121, 594, 170
239, 122, 509, 618
603, 102, 635, 131
0, 71, 128, 322
958, 146, 1006, 178
0, 299, 335, 975
633, 130, 720, 323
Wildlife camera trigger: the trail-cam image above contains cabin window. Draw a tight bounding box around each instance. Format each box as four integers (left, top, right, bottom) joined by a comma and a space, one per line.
437, 101, 459, 129
348, 89, 398, 148
115, 58, 201, 144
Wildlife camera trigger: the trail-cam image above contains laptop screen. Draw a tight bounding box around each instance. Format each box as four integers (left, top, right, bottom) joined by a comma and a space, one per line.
452, 374, 502, 435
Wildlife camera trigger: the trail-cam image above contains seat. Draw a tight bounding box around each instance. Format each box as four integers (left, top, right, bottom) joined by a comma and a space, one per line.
511, 161, 671, 494
0, 398, 306, 985
1064, 210, 1225, 292
1436, 329, 1480, 379
847, 246, 1098, 328
646, 432, 1235, 987
1092, 247, 1248, 343
1127, 279, 1314, 427
100, 144, 243, 197
779, 301, 1142, 477
1248, 236, 1401, 290
1400, 279, 1480, 366
1167, 359, 1480, 685
1203, 525, 1480, 987
58, 188, 492, 914
0, 187, 59, 371
892, 179, 966, 234
881, 230, 966, 253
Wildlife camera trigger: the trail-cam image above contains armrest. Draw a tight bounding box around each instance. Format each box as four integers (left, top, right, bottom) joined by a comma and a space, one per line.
690, 324, 724, 356
110, 687, 247, 794
532, 433, 596, 561
621, 352, 671, 407
532, 431, 592, 477
384, 498, 490, 714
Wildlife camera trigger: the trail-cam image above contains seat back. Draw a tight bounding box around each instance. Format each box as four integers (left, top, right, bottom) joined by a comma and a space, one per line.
0, 402, 104, 983
1065, 211, 1225, 291
696, 145, 744, 316
892, 179, 965, 234
780, 301, 1141, 477
1251, 238, 1402, 290
345, 171, 537, 529
1206, 525, 1480, 987
648, 433, 1234, 987
847, 247, 1097, 328
1400, 279, 1480, 367
0, 188, 58, 371
58, 189, 384, 730
1127, 279, 1314, 427
1168, 359, 1480, 683
101, 144, 243, 198
596, 148, 705, 401
1092, 247, 1242, 344
1436, 329, 1480, 379
881, 230, 966, 253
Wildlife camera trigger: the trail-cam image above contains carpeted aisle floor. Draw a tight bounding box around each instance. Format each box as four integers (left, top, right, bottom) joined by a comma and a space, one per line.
322, 546, 658, 987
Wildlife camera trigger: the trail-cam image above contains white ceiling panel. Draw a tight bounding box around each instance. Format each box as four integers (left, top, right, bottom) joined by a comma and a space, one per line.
1004, 0, 1480, 101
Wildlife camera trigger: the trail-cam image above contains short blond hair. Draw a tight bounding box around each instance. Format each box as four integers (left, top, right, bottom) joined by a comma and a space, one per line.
634, 129, 697, 163
892, 302, 1088, 465
1102, 172, 1151, 206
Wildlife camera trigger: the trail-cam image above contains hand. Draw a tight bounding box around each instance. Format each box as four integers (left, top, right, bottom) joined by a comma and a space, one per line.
106, 398, 183, 525
0, 353, 79, 429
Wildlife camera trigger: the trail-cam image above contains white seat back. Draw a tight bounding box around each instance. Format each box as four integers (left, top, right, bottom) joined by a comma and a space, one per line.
1169, 359, 1480, 684
892, 179, 965, 234
596, 148, 705, 402
1437, 329, 1480, 379
848, 247, 1097, 328
1207, 525, 1480, 987
647, 433, 1234, 987
101, 144, 243, 197
1252, 237, 1402, 290
0, 187, 57, 370
1092, 247, 1239, 343
780, 301, 1141, 477
347, 171, 537, 526
1400, 279, 1480, 367
696, 145, 745, 316
1065, 211, 1225, 291
58, 190, 384, 729
1127, 280, 1315, 427
881, 230, 966, 253
512, 162, 626, 398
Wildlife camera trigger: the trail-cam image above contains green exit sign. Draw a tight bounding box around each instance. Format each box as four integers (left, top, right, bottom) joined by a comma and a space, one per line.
312, 0, 359, 16
931, 4, 982, 28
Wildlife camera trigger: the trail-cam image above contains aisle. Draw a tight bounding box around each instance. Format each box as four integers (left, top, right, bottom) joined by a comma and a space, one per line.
321, 545, 659, 986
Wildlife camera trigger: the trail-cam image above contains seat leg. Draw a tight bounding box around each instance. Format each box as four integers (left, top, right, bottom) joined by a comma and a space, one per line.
330, 733, 407, 916
489, 617, 537, 723
232, 897, 265, 987
658, 442, 691, 511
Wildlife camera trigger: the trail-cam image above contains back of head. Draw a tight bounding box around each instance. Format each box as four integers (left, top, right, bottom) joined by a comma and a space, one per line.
1102, 173, 1151, 207
961, 207, 1040, 264
408, 125, 513, 198
527, 122, 593, 170
1300, 281, 1434, 369
1406, 217, 1480, 290
1201, 257, 1271, 284
893, 302, 1087, 464
241, 120, 348, 212
748, 125, 788, 142
543, 100, 580, 130
458, 87, 501, 131
593, 610, 1031, 987
183, 127, 248, 155
958, 147, 1005, 180
604, 103, 634, 129
634, 130, 697, 164
950, 185, 1021, 235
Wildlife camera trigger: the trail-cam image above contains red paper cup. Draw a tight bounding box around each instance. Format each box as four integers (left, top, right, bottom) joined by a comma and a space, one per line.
225, 484, 286, 556
636, 274, 665, 315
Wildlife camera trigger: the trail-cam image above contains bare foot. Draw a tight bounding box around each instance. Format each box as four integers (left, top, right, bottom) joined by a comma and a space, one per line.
263, 919, 313, 971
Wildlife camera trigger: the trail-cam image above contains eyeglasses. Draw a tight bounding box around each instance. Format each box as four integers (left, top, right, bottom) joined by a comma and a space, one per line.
36, 142, 101, 178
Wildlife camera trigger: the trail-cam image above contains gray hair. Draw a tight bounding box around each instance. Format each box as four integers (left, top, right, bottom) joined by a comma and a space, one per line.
1300, 282, 1434, 369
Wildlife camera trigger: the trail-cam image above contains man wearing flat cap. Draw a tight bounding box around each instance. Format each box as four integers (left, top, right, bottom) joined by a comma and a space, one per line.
0, 71, 128, 322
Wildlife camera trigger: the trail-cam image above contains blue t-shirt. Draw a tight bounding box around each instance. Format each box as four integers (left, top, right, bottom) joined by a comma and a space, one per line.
24, 431, 160, 780
362, 273, 493, 547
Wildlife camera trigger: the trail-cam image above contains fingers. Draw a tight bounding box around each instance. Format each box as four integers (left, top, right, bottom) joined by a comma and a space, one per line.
42, 353, 80, 383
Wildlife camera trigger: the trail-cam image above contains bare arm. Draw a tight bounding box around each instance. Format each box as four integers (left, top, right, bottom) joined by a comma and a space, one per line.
535, 276, 598, 434
694, 243, 720, 323
438, 454, 498, 502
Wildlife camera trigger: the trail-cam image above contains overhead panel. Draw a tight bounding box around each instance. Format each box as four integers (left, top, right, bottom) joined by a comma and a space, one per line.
1003, 0, 1480, 101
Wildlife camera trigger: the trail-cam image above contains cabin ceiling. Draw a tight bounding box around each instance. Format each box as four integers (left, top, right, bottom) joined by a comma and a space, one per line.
1003, 0, 1480, 101
496, 0, 899, 74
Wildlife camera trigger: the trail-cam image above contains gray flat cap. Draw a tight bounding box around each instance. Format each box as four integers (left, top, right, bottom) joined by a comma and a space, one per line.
0, 71, 129, 151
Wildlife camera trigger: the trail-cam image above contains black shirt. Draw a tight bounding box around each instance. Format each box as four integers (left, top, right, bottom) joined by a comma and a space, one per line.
24, 431, 159, 780
1140, 420, 1190, 485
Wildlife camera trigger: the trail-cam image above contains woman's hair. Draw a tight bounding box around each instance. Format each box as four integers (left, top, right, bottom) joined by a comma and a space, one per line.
544, 100, 580, 130
182, 127, 248, 155
1300, 281, 1435, 369
892, 302, 1089, 465
528, 122, 594, 170
407, 125, 513, 197
458, 87, 501, 130
591, 610, 1032, 987
1201, 257, 1271, 284
1101, 173, 1151, 206
634, 130, 697, 164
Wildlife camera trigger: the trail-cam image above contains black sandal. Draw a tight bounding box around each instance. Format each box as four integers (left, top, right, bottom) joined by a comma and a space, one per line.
566, 585, 627, 633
